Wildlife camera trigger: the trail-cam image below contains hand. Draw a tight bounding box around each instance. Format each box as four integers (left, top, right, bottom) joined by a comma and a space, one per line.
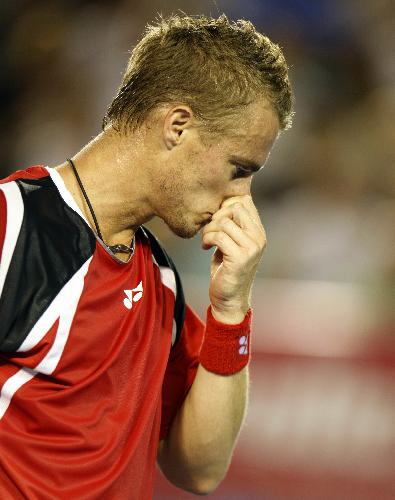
201, 195, 267, 324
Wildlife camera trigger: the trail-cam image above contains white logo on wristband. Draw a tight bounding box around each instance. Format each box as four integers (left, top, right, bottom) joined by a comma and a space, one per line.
239, 335, 248, 355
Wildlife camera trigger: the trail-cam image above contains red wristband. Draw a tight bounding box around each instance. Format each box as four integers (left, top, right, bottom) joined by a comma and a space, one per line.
199, 306, 252, 376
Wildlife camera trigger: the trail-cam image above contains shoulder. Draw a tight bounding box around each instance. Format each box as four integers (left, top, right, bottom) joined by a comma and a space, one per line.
0, 167, 96, 352
0, 165, 49, 184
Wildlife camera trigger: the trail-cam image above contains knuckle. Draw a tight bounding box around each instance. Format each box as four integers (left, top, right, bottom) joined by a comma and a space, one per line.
259, 236, 266, 248
217, 232, 226, 244
247, 240, 263, 257
222, 218, 233, 229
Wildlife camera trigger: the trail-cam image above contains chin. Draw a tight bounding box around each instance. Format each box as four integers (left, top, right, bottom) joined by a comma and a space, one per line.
165, 218, 200, 239
170, 225, 199, 239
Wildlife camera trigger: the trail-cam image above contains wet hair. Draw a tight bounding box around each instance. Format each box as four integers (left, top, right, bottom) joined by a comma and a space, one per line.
102, 14, 294, 134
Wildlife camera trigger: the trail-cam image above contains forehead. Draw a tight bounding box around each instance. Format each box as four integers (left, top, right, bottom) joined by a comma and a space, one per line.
218, 100, 280, 164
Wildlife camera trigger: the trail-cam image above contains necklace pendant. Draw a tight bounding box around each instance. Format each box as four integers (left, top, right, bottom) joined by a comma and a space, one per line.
109, 243, 133, 254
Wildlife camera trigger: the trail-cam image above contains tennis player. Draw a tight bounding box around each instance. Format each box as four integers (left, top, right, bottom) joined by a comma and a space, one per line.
0, 14, 293, 499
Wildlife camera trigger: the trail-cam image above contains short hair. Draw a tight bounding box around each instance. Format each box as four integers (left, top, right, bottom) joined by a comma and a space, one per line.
102, 14, 294, 134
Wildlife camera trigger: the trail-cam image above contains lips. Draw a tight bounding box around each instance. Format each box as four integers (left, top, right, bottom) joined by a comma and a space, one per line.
202, 213, 213, 224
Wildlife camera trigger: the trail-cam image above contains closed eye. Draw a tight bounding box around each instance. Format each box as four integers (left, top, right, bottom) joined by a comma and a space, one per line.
231, 164, 252, 180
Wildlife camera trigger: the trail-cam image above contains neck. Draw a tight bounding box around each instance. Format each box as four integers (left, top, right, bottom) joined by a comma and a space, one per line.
54, 127, 155, 250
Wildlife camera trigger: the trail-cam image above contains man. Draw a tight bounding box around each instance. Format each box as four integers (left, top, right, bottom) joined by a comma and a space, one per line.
0, 14, 293, 499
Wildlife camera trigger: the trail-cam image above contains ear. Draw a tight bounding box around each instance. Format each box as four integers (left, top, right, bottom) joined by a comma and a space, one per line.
163, 105, 193, 149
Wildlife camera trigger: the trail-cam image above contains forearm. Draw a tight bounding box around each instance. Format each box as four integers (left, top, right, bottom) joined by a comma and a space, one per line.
159, 195, 264, 494
158, 363, 249, 494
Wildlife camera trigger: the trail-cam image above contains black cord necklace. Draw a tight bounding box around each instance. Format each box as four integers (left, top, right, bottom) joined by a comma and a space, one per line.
67, 158, 134, 255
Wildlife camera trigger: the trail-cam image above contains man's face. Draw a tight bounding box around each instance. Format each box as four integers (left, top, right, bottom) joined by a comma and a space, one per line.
151, 99, 279, 238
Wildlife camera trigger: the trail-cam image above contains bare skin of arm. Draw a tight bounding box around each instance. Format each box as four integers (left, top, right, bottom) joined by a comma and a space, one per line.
157, 195, 266, 494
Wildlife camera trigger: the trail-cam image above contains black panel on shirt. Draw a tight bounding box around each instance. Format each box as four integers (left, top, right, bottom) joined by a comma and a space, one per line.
140, 226, 185, 348
0, 177, 96, 352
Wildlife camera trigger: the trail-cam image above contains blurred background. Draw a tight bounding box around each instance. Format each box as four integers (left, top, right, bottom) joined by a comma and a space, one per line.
1, 0, 394, 498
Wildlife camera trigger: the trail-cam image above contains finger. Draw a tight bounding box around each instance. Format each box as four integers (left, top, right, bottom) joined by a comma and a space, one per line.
211, 202, 264, 244
202, 230, 240, 258
212, 202, 253, 228
203, 216, 257, 249
221, 195, 260, 224
215, 197, 260, 224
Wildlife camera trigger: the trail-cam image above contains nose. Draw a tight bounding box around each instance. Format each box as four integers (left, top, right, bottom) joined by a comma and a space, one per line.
224, 177, 252, 200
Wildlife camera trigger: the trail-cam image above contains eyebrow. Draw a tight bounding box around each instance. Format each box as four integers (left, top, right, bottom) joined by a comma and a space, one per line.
231, 156, 264, 173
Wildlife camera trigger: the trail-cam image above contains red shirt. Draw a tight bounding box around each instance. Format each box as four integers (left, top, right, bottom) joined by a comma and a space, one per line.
0, 166, 205, 499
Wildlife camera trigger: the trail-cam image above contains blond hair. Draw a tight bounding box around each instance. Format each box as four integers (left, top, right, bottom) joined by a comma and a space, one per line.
103, 14, 293, 134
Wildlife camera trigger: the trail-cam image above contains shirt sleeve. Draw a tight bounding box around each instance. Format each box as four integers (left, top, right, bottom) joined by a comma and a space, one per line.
159, 303, 205, 440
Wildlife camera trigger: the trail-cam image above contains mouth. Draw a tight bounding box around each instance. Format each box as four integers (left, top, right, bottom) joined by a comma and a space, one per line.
200, 213, 213, 226
195, 214, 210, 231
